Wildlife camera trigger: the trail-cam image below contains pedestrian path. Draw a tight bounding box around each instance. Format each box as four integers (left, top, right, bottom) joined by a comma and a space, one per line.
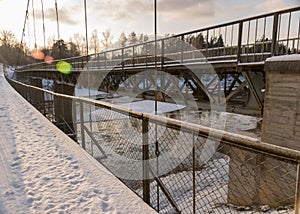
0, 69, 156, 214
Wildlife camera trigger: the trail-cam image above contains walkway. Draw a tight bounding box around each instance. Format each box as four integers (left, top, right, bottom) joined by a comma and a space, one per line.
0, 69, 156, 213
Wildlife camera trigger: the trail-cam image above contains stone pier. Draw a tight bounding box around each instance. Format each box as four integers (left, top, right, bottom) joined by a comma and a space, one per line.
228, 54, 300, 207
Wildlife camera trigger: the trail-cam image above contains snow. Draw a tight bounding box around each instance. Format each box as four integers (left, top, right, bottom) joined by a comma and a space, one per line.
266, 54, 300, 62
119, 100, 185, 114
0, 69, 156, 213
90, 100, 186, 121
74, 86, 107, 98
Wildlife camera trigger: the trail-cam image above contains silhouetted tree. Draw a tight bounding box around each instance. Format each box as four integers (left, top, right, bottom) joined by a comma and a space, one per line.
0, 30, 32, 65
50, 39, 80, 60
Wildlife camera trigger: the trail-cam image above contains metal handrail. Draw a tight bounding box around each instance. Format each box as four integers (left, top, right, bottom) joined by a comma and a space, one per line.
6, 75, 300, 163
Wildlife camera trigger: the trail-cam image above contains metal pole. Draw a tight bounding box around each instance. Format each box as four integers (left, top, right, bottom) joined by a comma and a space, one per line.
80, 100, 86, 150
142, 117, 150, 204
192, 131, 196, 214
40, 0, 46, 48
237, 21, 243, 63
84, 0, 89, 57
55, 0, 60, 40
154, 0, 158, 114
154, 0, 160, 211
295, 163, 300, 214
271, 13, 279, 56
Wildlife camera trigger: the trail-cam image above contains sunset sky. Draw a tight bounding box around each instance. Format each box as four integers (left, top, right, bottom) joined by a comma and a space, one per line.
0, 0, 299, 48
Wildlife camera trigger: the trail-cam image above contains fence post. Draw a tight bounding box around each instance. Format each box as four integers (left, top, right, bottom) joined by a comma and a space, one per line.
295, 163, 300, 214
181, 35, 184, 63
142, 116, 150, 204
80, 100, 86, 150
271, 13, 279, 56
237, 21, 243, 63
161, 39, 165, 69
192, 131, 196, 214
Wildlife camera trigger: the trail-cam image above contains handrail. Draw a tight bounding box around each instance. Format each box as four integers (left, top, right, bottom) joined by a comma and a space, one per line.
6, 75, 300, 163
175, 6, 300, 37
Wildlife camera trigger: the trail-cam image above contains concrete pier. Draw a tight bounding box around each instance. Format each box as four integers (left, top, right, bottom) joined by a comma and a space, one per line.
228, 55, 300, 207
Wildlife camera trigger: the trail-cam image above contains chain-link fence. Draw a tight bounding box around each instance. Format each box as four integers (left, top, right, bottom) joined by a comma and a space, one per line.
6, 76, 300, 214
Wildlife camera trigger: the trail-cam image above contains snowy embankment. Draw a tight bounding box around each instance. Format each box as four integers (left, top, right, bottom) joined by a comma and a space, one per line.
0, 69, 156, 213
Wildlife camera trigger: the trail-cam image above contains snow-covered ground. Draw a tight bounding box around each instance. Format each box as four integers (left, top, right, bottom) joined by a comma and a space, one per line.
0, 69, 156, 213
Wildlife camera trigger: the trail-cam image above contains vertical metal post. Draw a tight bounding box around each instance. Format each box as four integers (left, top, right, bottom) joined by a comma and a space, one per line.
132, 46, 135, 67
97, 53, 100, 68
72, 98, 78, 143
287, 12, 292, 53
262, 17, 266, 57
122, 49, 124, 69
246, 21, 251, 62
154, 0, 159, 209
161, 39, 165, 69
142, 117, 150, 204
230, 25, 234, 55
237, 21, 243, 63
192, 131, 196, 214
297, 18, 300, 52
271, 13, 279, 56
55, 0, 60, 40
295, 163, 300, 214
254, 19, 258, 56
181, 35, 184, 63
84, 0, 89, 57
80, 100, 86, 150
206, 29, 209, 56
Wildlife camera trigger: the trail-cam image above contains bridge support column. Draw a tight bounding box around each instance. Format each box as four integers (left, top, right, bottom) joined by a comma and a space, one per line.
262, 55, 300, 149
54, 82, 76, 141
227, 55, 300, 208
241, 71, 265, 115
29, 78, 44, 111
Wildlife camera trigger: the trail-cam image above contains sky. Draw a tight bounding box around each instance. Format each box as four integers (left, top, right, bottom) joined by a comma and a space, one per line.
0, 0, 299, 49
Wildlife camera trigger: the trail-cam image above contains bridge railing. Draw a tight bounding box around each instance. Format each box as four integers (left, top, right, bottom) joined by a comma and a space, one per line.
16, 6, 300, 73
5, 75, 300, 214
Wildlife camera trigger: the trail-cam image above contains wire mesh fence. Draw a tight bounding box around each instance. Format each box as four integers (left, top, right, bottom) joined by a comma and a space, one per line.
5, 76, 300, 214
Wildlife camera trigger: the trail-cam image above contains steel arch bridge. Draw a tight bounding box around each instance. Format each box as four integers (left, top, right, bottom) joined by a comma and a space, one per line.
15, 6, 300, 116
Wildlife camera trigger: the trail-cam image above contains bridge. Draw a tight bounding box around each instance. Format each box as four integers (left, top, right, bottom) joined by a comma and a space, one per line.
15, 6, 300, 116
5, 5, 300, 214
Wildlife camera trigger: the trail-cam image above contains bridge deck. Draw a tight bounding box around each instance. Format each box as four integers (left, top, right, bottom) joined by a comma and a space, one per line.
0, 70, 156, 213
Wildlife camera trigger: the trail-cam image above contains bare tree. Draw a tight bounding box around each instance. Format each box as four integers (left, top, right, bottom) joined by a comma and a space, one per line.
128, 31, 137, 45
90, 29, 100, 54
0, 30, 17, 47
118, 32, 127, 47
101, 29, 113, 50
72, 33, 86, 55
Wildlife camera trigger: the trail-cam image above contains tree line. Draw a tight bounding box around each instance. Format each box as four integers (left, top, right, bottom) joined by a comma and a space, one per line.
0, 29, 153, 66
0, 28, 292, 66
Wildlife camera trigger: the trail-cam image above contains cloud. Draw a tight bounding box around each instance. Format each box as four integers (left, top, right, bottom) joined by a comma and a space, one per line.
88, 0, 214, 22
159, 0, 215, 19
32, 4, 80, 26
255, 0, 299, 12
48, 8, 79, 25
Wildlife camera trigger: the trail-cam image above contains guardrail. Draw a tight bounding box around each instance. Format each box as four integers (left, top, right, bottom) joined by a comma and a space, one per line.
5, 74, 300, 214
